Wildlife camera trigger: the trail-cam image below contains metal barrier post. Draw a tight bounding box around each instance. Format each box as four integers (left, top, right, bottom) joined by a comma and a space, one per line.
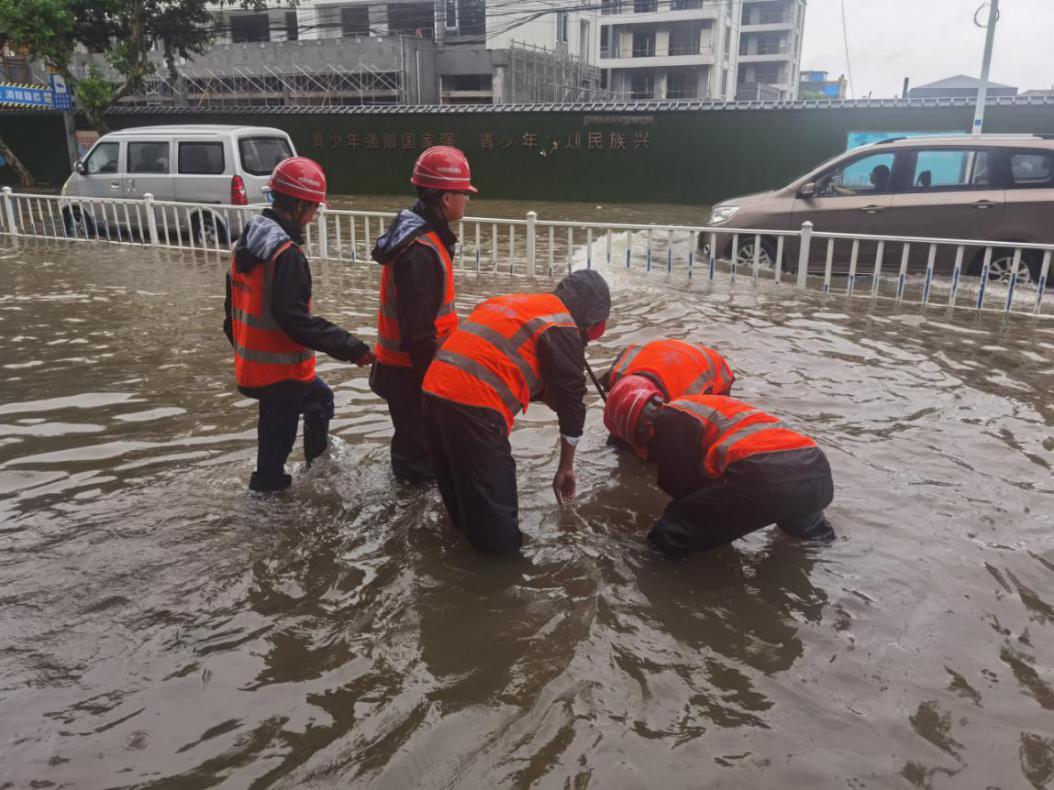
317, 209, 329, 260
526, 211, 537, 276
796, 221, 813, 288
1, 187, 17, 235
143, 193, 159, 246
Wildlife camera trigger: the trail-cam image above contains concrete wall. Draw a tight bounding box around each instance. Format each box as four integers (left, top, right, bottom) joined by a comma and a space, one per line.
4, 102, 1054, 205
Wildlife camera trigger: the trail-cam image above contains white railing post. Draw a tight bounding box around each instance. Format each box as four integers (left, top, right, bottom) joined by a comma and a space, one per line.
143, 193, 159, 246
317, 209, 329, 260
796, 221, 813, 288
2, 187, 17, 235
526, 211, 537, 276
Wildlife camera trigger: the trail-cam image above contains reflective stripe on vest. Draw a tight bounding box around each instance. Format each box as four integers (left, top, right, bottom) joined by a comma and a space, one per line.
422, 294, 577, 431
375, 230, 457, 367
230, 239, 317, 388
610, 340, 731, 400
666, 396, 810, 478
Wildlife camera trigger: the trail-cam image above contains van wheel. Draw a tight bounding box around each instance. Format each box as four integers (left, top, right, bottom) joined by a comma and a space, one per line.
191, 212, 229, 248
62, 206, 97, 239
970, 249, 1040, 286
727, 236, 778, 268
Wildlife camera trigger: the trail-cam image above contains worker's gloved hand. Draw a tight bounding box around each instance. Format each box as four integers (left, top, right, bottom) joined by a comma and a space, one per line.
553, 468, 576, 503
353, 346, 377, 367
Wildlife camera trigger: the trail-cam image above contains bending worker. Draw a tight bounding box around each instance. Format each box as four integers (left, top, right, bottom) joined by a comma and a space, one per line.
370, 146, 475, 484
224, 157, 375, 493
421, 270, 611, 553
604, 383, 835, 553
601, 337, 734, 401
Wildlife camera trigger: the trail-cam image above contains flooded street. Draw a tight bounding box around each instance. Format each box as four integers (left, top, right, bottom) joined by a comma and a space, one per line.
1, 231, 1052, 789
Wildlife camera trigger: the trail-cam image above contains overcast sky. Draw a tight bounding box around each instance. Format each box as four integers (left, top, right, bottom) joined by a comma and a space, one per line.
799, 0, 1054, 98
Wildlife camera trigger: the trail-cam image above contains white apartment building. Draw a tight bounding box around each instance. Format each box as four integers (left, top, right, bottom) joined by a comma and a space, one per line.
597, 0, 806, 102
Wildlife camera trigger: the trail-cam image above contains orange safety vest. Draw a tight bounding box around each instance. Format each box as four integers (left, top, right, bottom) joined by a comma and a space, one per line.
422, 293, 578, 431
665, 394, 816, 479
230, 239, 316, 390
375, 231, 458, 367
608, 339, 734, 400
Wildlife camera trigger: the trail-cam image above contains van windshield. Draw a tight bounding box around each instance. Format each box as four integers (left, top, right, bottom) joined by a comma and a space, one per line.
239, 137, 293, 177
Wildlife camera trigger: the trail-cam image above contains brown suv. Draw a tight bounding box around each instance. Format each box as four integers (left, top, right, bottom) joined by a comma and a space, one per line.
705, 134, 1054, 284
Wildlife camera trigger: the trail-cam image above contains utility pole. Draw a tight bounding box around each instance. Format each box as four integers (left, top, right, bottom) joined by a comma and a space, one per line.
972, 0, 1000, 135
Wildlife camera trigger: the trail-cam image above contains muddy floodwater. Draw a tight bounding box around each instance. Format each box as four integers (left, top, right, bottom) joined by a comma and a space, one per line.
1, 230, 1052, 789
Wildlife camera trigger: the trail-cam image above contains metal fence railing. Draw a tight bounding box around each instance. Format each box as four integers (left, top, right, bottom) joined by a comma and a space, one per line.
1, 187, 1050, 317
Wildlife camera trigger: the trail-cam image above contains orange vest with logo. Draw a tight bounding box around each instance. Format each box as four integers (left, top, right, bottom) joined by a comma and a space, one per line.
375, 231, 458, 367
609, 339, 734, 400
230, 240, 315, 390
666, 395, 816, 479
422, 293, 578, 431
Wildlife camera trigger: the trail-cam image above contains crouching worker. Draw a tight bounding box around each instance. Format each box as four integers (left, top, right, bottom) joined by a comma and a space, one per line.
421, 270, 611, 553
602, 338, 734, 401
224, 157, 376, 492
604, 380, 835, 553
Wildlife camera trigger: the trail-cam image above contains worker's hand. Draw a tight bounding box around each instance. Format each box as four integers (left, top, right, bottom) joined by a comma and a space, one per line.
353, 348, 377, 367
553, 468, 576, 503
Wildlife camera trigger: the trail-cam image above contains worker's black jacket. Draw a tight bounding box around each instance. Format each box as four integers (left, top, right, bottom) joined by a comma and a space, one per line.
223, 208, 370, 399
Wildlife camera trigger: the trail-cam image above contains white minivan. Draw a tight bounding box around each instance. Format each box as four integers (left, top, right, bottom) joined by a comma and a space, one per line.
61, 124, 296, 245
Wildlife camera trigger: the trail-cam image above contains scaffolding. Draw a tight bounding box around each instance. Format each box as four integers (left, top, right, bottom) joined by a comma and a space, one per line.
125, 62, 406, 108
506, 40, 613, 104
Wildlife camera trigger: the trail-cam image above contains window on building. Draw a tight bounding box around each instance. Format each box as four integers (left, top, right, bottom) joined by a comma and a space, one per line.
1009, 151, 1054, 187
672, 0, 703, 9
723, 24, 731, 60
556, 12, 569, 44
632, 31, 655, 57
341, 7, 370, 36
910, 150, 992, 190
285, 11, 299, 41
230, 13, 270, 43
444, 0, 458, 29
630, 72, 654, 99
666, 69, 698, 99
601, 0, 623, 14
669, 22, 702, 55
600, 26, 610, 57
633, 0, 657, 11
455, 0, 485, 37
388, 2, 434, 37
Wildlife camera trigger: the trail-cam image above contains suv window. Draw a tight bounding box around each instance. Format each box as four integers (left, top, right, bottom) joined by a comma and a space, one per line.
85, 142, 120, 175
910, 149, 991, 190
818, 152, 895, 197
178, 142, 225, 175
239, 137, 293, 177
1009, 151, 1054, 188
128, 142, 169, 174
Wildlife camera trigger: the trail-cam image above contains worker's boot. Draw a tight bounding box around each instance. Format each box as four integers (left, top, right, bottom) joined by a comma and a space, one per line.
303, 416, 329, 467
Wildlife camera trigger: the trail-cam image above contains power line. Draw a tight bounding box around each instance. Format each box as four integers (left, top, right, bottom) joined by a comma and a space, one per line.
840, 0, 854, 99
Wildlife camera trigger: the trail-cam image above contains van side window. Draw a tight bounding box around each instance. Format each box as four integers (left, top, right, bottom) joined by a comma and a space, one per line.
129, 142, 169, 174
178, 142, 225, 175
910, 149, 990, 190
818, 152, 895, 197
239, 137, 293, 177
85, 142, 119, 175
1009, 151, 1054, 188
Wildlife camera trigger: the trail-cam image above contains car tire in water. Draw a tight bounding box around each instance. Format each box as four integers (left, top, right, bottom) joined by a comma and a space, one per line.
62, 207, 98, 239
726, 236, 778, 268
191, 212, 229, 248
969, 248, 1041, 287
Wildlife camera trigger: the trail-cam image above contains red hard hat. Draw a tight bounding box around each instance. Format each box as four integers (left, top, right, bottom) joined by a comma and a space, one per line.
411, 145, 478, 193
268, 157, 327, 204
603, 375, 665, 459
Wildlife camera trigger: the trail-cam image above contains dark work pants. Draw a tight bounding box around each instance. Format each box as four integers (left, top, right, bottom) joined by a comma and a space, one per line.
370, 363, 433, 482
422, 395, 521, 553
649, 453, 835, 554
255, 376, 334, 482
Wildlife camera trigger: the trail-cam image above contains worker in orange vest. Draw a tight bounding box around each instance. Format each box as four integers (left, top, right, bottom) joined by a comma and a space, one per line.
224, 157, 375, 492
421, 270, 611, 553
601, 337, 733, 403
604, 381, 835, 553
370, 146, 474, 484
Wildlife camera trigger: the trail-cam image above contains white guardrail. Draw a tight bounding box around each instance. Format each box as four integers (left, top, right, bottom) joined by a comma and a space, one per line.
1, 187, 1050, 316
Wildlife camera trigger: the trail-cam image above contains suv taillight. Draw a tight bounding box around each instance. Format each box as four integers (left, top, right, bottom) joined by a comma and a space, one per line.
231, 175, 248, 206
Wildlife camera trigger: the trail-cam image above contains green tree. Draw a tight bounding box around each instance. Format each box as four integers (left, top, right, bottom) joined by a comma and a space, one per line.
0, 0, 216, 132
